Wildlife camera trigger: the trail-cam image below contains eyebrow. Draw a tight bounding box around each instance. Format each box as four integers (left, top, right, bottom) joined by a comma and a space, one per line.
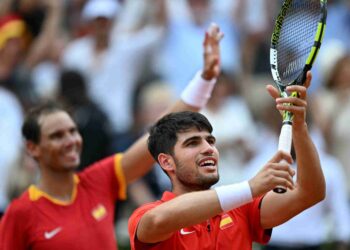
182, 134, 216, 146
47, 125, 77, 138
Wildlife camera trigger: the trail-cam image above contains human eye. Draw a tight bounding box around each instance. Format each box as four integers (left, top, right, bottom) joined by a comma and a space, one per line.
187, 140, 198, 146
70, 127, 78, 135
50, 131, 64, 140
207, 136, 216, 145
184, 138, 200, 147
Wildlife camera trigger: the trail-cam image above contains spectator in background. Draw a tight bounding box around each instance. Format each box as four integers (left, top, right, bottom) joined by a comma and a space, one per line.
243, 85, 350, 250
323, 0, 350, 50
6, 151, 38, 204
131, 79, 176, 200
0, 0, 64, 108
231, 0, 275, 75
261, 132, 350, 250
0, 83, 23, 218
153, 0, 241, 95
115, 80, 175, 247
28, 0, 65, 101
201, 71, 257, 186
63, 0, 91, 39
61, 0, 166, 142
58, 70, 113, 170
312, 51, 350, 199
0, 13, 34, 107
0, 5, 24, 218
310, 0, 350, 93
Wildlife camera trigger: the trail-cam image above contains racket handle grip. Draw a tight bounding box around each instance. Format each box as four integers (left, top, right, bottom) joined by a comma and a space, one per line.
278, 123, 292, 153
274, 123, 293, 194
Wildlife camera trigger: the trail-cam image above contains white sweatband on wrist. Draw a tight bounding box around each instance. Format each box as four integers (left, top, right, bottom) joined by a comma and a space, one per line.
180, 71, 216, 108
214, 181, 253, 212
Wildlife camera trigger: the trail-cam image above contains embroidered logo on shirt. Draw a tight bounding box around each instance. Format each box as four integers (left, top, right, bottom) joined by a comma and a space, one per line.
92, 204, 107, 221
180, 228, 196, 235
44, 227, 62, 239
220, 214, 233, 230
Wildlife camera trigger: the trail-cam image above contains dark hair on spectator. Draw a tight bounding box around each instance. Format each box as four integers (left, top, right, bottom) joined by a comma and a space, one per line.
148, 111, 213, 162
59, 70, 89, 106
22, 102, 65, 143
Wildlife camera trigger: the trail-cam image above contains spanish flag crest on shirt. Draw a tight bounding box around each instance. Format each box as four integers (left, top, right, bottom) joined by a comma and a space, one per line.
219, 213, 234, 230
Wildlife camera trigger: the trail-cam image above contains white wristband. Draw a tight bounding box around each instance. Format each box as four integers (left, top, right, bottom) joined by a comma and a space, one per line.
214, 181, 253, 212
180, 71, 216, 108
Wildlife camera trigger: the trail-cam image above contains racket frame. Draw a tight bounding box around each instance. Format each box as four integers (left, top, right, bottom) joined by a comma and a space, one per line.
270, 0, 327, 193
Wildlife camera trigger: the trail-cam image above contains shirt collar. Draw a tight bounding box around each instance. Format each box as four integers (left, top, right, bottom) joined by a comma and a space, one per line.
160, 191, 177, 202
28, 174, 80, 205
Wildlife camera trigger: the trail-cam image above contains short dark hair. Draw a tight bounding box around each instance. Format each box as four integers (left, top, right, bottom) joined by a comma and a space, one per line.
148, 111, 213, 162
22, 102, 65, 143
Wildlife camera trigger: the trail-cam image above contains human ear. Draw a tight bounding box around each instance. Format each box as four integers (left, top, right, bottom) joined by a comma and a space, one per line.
26, 141, 40, 159
158, 153, 175, 173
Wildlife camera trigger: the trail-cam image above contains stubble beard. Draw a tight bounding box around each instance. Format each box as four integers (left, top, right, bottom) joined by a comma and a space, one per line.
174, 156, 219, 191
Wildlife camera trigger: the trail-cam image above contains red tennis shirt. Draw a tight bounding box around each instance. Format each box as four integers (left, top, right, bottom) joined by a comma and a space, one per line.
129, 191, 271, 250
0, 154, 126, 250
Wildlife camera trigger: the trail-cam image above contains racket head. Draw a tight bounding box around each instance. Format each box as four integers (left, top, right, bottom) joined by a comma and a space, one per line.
270, 0, 327, 91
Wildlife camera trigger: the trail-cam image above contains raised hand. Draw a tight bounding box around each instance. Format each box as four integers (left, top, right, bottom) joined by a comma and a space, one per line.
248, 151, 295, 197
266, 71, 312, 128
202, 23, 224, 80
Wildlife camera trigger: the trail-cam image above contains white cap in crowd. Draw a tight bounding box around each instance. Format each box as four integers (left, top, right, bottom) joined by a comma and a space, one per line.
82, 0, 120, 21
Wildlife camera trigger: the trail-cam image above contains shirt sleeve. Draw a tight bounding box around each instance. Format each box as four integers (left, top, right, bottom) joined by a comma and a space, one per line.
128, 202, 159, 250
79, 154, 127, 201
247, 196, 272, 244
0, 201, 29, 249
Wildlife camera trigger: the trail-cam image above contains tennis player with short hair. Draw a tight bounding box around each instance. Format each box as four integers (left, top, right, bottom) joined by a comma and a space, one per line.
0, 23, 224, 250
128, 73, 325, 250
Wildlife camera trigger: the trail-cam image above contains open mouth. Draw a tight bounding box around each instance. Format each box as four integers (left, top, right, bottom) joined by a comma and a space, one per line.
63, 148, 80, 161
198, 157, 217, 168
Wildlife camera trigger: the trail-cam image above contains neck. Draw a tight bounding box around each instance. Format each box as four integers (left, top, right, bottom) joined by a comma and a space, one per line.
172, 182, 208, 196
38, 170, 75, 202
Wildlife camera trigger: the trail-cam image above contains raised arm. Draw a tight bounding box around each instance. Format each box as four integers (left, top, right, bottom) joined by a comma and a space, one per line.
25, 0, 64, 68
121, 23, 224, 184
260, 72, 326, 228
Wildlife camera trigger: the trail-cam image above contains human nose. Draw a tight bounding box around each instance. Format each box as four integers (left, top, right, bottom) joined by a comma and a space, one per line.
64, 134, 74, 147
64, 133, 79, 147
202, 141, 215, 155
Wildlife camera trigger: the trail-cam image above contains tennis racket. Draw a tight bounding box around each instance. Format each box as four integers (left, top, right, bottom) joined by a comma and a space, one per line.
270, 0, 327, 193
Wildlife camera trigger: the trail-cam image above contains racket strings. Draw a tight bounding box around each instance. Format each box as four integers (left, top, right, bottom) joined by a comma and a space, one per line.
277, 0, 320, 85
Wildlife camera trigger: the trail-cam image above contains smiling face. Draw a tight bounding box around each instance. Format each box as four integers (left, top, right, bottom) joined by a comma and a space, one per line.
167, 128, 220, 191
28, 111, 82, 172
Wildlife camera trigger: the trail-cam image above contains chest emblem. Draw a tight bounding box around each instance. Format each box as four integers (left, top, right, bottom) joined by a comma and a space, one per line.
180, 228, 196, 235
220, 214, 233, 230
92, 204, 107, 221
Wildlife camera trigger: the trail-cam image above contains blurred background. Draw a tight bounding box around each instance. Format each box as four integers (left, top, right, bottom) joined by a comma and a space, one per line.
0, 0, 349, 249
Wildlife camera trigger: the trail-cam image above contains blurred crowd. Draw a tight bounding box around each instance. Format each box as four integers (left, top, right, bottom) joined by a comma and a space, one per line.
0, 0, 350, 249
